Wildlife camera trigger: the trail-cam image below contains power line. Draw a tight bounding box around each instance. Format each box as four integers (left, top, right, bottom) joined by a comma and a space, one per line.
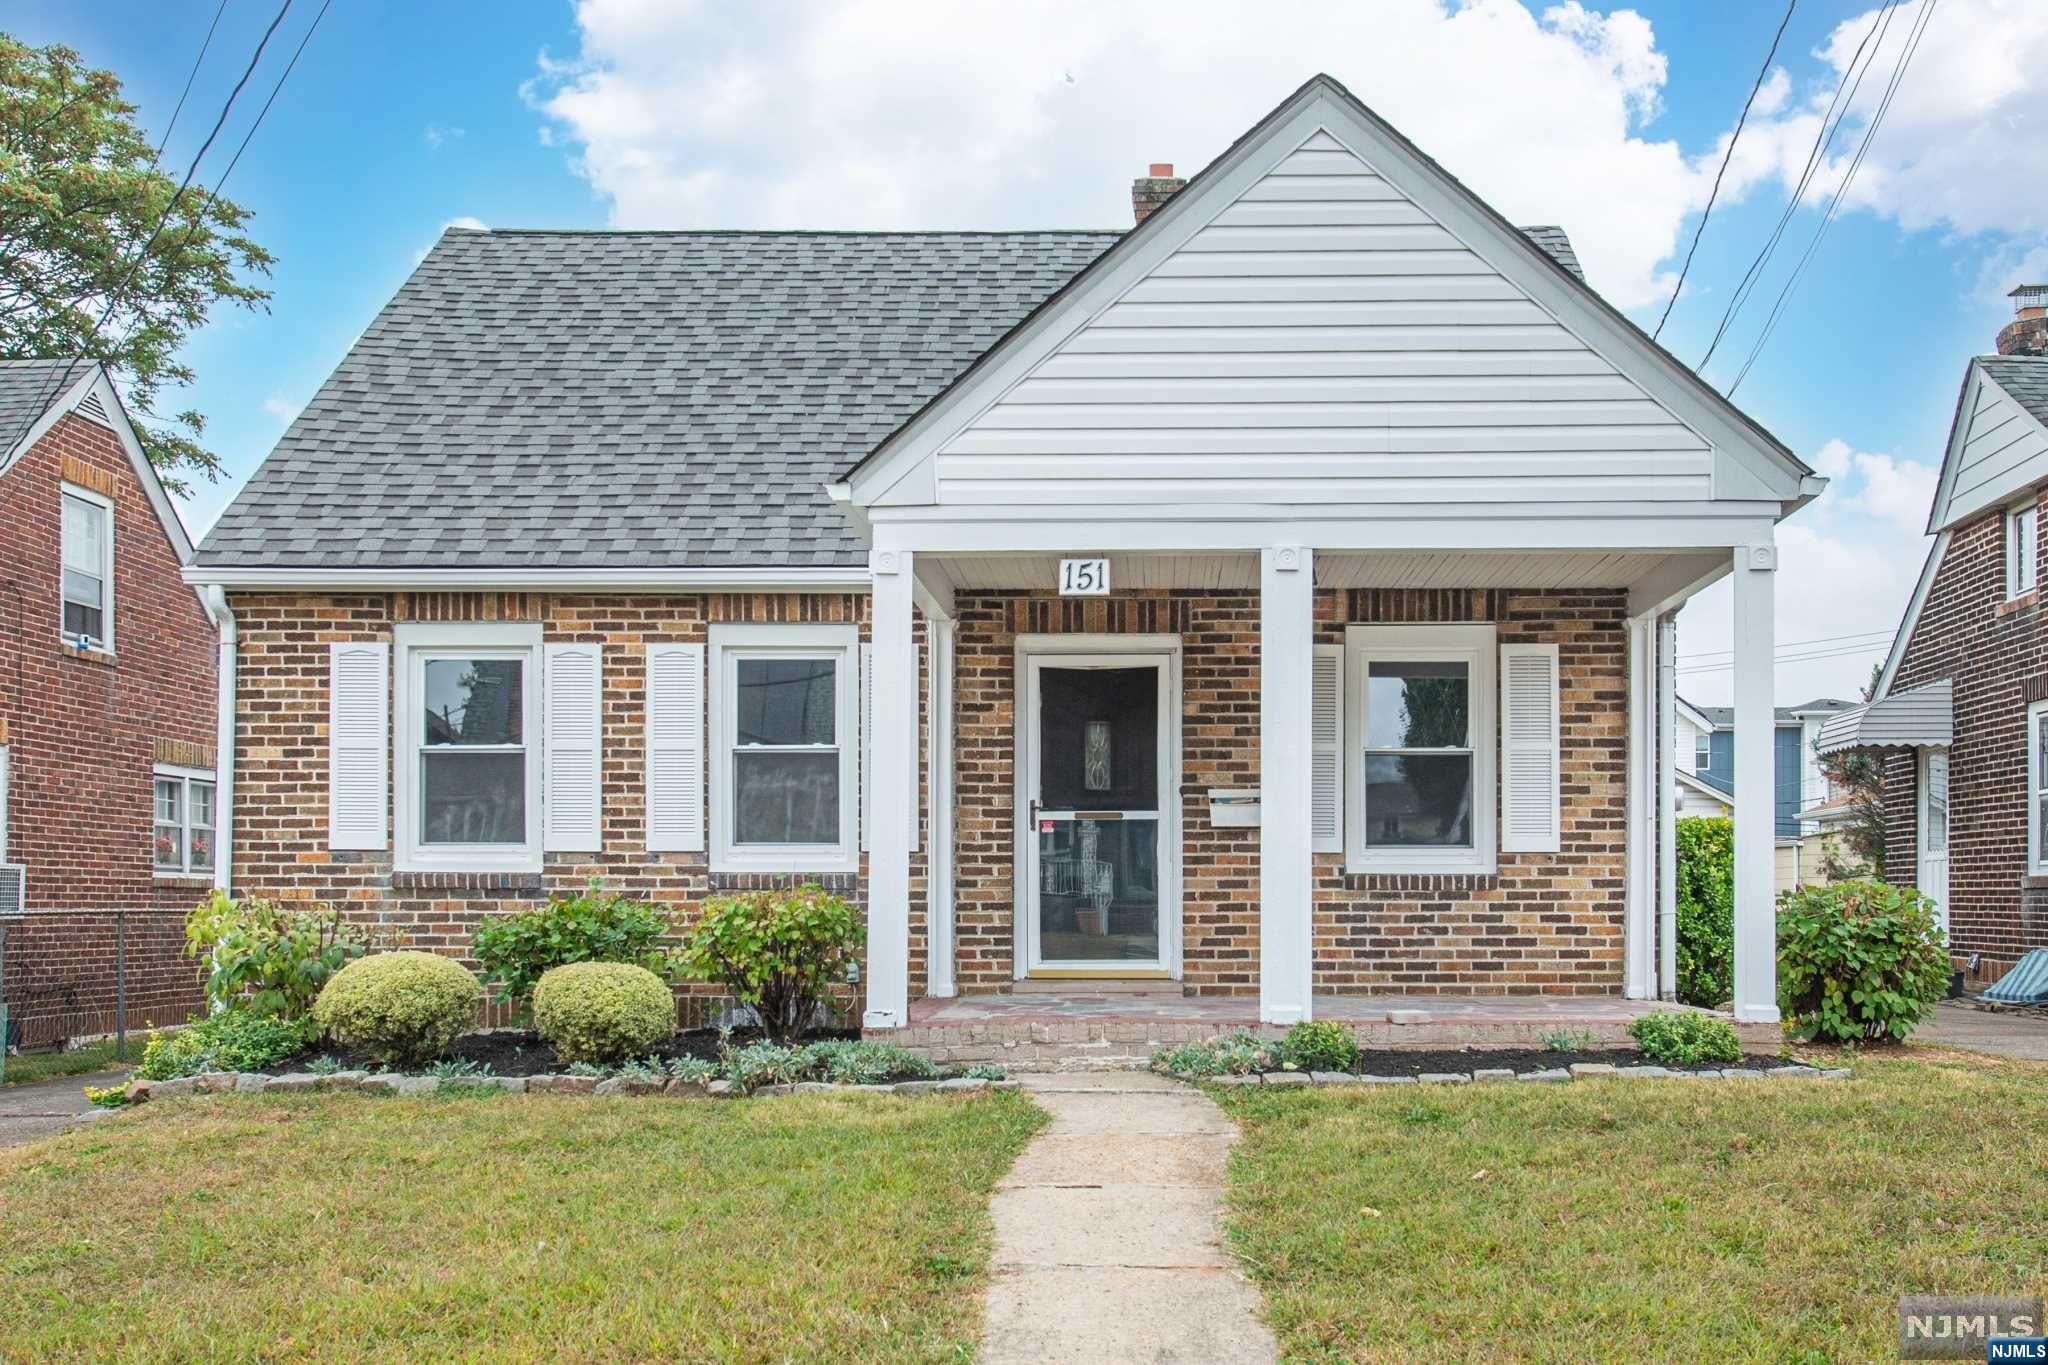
1652, 0, 1796, 342
155, 0, 232, 157
1677, 641, 1894, 676
1677, 627, 1894, 662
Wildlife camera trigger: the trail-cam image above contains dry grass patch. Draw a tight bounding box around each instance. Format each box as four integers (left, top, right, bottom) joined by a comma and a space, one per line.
0, 1089, 1044, 1361
1217, 1054, 2048, 1363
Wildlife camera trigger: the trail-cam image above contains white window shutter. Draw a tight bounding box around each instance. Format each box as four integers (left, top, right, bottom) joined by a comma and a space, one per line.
1312, 644, 1344, 853
328, 642, 388, 850
645, 644, 704, 852
1500, 643, 1561, 853
543, 643, 604, 852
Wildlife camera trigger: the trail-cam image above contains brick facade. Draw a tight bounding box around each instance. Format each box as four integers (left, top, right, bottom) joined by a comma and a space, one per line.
0, 411, 218, 1042
1886, 489, 2048, 978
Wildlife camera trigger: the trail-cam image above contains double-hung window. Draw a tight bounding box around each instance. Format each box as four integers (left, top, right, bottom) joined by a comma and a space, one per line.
709, 624, 858, 873
1693, 729, 1712, 771
153, 766, 216, 876
2010, 499, 2040, 599
1343, 624, 1496, 874
61, 485, 114, 650
394, 623, 542, 873
2030, 701, 2048, 875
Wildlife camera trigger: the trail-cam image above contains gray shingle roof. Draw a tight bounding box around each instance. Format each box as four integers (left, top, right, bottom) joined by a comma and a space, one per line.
197, 223, 1592, 571
1518, 226, 1583, 282
1684, 698, 1854, 729
0, 358, 89, 457
1979, 354, 2048, 426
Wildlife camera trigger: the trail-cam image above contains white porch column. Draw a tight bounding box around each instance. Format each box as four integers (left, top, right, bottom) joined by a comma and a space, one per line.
1656, 612, 1679, 999
1731, 543, 1780, 1022
1624, 613, 1655, 999
926, 616, 958, 998
1260, 545, 1315, 1024
864, 549, 917, 1030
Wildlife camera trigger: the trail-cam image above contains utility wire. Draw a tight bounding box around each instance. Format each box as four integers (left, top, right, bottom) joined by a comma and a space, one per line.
1653, 0, 1796, 341
1677, 627, 1894, 662
1676, 641, 1894, 676
155, 0, 232, 157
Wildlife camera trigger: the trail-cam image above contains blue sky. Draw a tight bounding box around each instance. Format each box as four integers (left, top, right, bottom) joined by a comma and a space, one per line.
12, 0, 2041, 704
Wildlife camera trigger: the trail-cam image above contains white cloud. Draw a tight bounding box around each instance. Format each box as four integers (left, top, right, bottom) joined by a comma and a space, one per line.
260, 395, 301, 424
526, 0, 1721, 308
444, 216, 488, 232
425, 124, 467, 149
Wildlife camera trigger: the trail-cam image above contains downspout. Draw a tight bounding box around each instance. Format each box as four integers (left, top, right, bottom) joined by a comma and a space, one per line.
201, 585, 236, 895
1656, 613, 1678, 999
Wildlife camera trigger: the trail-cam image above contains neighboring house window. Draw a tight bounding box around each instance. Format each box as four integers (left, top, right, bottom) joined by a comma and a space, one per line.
1694, 729, 1712, 771
2031, 701, 2048, 874
61, 485, 114, 650
153, 766, 216, 876
709, 623, 859, 874
2009, 499, 2039, 598
393, 623, 543, 873
1343, 624, 1496, 875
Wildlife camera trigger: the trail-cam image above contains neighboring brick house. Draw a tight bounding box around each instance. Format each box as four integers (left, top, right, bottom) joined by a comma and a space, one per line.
0, 360, 219, 1046
1673, 695, 1856, 890
1824, 288, 2048, 985
186, 76, 1822, 1037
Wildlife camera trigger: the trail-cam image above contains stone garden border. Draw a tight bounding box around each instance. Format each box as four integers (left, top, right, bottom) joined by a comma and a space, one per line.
1203, 1061, 1851, 1087
121, 1071, 1020, 1103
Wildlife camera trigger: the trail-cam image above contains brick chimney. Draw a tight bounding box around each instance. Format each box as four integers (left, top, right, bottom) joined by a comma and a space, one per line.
1998, 284, 2048, 356
1131, 162, 1186, 225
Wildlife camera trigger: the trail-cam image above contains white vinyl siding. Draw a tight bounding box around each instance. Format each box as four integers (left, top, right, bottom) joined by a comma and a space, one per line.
932, 131, 1708, 508
542, 643, 603, 853
1498, 644, 1560, 853
328, 642, 389, 850
1311, 644, 1344, 853
645, 644, 705, 852
1937, 366, 2048, 531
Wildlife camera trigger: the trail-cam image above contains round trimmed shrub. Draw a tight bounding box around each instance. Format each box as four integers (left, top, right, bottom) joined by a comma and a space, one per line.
533, 961, 676, 1065
311, 951, 481, 1068
1279, 1019, 1359, 1073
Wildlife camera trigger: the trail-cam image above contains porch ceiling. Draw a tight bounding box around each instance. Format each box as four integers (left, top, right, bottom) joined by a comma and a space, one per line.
920, 549, 1689, 593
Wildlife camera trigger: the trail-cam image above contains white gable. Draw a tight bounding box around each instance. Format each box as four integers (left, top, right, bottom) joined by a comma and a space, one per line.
847, 80, 1812, 523
1927, 361, 2048, 532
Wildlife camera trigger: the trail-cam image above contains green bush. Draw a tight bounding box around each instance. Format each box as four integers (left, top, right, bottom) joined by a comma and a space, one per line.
798, 1039, 937, 1086
532, 962, 676, 1065
1279, 1020, 1359, 1073
1627, 1011, 1743, 1066
471, 880, 674, 1011
137, 1010, 315, 1080
674, 885, 860, 1043
185, 891, 366, 1020
1777, 879, 1950, 1043
1675, 816, 1735, 1007
311, 951, 482, 1068
1153, 1031, 1276, 1078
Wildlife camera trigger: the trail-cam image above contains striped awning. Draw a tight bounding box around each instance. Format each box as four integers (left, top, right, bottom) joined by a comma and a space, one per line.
1815, 678, 1952, 755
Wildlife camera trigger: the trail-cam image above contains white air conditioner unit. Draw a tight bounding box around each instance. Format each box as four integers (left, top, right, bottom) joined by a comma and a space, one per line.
0, 864, 24, 916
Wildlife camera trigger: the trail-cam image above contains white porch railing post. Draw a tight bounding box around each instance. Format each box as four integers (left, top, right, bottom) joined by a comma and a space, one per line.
864, 549, 916, 1030
1731, 543, 1781, 1022
1656, 612, 1678, 999
1259, 545, 1315, 1025
926, 616, 957, 998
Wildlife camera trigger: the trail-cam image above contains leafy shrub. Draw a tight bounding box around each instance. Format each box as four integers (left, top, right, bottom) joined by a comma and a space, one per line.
665, 1056, 716, 1085
137, 1010, 315, 1080
532, 962, 676, 1065
961, 1064, 1007, 1082
1675, 817, 1735, 1007
311, 951, 482, 1068
717, 1038, 807, 1090
1777, 879, 1950, 1042
471, 880, 674, 1011
799, 1039, 937, 1086
1153, 1031, 1276, 1078
185, 891, 366, 1020
1627, 1011, 1743, 1066
674, 885, 860, 1043
1278, 1020, 1358, 1073
84, 1082, 130, 1108
1541, 1029, 1595, 1053
426, 1057, 492, 1081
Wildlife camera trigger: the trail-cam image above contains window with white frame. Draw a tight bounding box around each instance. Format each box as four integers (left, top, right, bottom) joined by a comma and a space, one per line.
61, 485, 114, 649
1343, 624, 1496, 874
153, 766, 216, 876
2031, 701, 2048, 874
2010, 499, 2039, 599
394, 623, 542, 873
709, 624, 858, 873
1693, 728, 1712, 771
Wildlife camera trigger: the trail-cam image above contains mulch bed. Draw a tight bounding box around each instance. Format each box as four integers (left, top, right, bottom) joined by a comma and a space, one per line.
1321, 1047, 1784, 1077
263, 1026, 863, 1078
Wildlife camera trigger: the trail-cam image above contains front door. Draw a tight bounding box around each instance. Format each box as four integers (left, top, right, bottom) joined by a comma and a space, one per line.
1022, 653, 1175, 976
1919, 747, 1949, 924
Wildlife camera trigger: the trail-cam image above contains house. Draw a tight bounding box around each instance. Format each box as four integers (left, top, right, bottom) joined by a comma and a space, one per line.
0, 360, 219, 1048
1821, 287, 2048, 986
1673, 695, 1857, 890
181, 76, 1821, 1051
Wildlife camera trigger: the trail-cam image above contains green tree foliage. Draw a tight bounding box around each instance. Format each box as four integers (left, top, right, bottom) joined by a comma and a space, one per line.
1675, 816, 1734, 1007
1817, 661, 1887, 879
0, 37, 272, 492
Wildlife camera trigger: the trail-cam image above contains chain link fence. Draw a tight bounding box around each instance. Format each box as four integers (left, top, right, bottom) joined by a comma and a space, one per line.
0, 909, 203, 1081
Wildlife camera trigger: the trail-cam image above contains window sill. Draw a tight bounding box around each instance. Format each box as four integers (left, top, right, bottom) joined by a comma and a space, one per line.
1344, 855, 1497, 878
1998, 589, 2040, 618
153, 872, 213, 885
61, 642, 115, 666
711, 851, 860, 877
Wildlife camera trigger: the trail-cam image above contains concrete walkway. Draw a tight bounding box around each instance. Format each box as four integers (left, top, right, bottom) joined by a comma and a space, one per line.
0, 1069, 122, 1150
1916, 1001, 2048, 1062
980, 1072, 1277, 1365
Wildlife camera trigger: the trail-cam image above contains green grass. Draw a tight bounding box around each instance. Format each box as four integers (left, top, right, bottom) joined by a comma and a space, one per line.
1216, 1052, 2048, 1362
0, 1042, 125, 1086
0, 1088, 1045, 1361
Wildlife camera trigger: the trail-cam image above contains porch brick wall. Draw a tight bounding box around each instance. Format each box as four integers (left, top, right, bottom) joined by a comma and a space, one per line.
949, 587, 1626, 996
1886, 491, 2048, 979
226, 590, 926, 1023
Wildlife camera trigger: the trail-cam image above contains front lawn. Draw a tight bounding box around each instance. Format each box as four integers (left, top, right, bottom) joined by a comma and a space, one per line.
1218, 1052, 2048, 1362
0, 1088, 1044, 1360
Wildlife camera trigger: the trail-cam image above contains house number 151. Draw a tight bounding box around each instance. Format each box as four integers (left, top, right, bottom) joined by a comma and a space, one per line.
1059, 558, 1109, 596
